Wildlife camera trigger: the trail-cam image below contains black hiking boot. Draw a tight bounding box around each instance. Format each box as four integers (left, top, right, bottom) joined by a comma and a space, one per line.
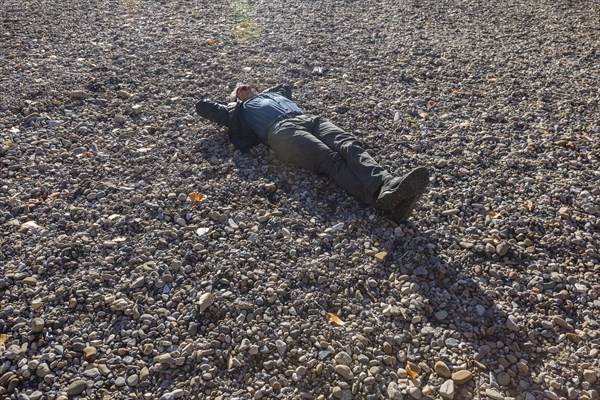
375, 166, 430, 211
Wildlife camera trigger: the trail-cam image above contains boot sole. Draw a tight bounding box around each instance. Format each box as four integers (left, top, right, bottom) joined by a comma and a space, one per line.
376, 166, 430, 210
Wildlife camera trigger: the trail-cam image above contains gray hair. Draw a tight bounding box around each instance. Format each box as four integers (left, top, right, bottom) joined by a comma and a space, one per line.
230, 83, 251, 101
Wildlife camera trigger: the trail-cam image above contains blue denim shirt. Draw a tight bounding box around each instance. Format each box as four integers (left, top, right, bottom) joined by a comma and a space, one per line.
241, 93, 302, 142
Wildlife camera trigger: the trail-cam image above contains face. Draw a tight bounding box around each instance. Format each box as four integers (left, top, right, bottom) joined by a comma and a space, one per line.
236, 85, 258, 101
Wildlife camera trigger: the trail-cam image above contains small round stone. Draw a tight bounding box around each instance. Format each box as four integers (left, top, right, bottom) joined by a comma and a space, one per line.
497, 371, 510, 386
435, 361, 452, 378
451, 370, 473, 385
334, 365, 353, 380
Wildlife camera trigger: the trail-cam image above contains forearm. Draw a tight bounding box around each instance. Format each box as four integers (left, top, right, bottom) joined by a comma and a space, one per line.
195, 99, 231, 127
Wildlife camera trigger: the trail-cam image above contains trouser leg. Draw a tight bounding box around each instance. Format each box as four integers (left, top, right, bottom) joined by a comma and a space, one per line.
311, 117, 393, 202
268, 117, 378, 205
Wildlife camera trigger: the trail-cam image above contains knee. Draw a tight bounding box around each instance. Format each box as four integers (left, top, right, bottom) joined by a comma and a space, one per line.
316, 151, 345, 174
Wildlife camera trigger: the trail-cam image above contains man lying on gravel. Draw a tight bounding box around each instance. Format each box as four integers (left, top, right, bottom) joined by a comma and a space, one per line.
195, 83, 430, 222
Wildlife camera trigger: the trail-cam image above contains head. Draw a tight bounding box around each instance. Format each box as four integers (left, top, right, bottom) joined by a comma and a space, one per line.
234, 84, 258, 101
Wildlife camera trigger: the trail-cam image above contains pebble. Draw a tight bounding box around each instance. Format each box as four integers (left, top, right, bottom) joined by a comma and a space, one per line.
583, 369, 597, 384
441, 208, 460, 216
506, 315, 520, 331
334, 351, 352, 366
22, 276, 38, 286
83, 368, 101, 378
435, 361, 452, 378
375, 251, 388, 262
275, 339, 287, 356
70, 90, 87, 99
197, 292, 215, 313
127, 373, 139, 386
434, 310, 448, 321
83, 346, 97, 361
30, 391, 43, 400
485, 388, 505, 400
387, 381, 403, 400
31, 318, 45, 333
36, 363, 50, 378
439, 379, 455, 399
65, 379, 87, 396
497, 371, 510, 386
496, 242, 509, 256
451, 370, 473, 385
130, 195, 143, 204
334, 365, 354, 380
408, 387, 422, 399
140, 366, 150, 381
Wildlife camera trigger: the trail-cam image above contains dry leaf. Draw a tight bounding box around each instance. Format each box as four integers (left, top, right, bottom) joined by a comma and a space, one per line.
188, 192, 205, 202
325, 312, 345, 326
525, 200, 534, 211
405, 364, 418, 379
206, 39, 216, 46
487, 211, 501, 219
0, 334, 8, 346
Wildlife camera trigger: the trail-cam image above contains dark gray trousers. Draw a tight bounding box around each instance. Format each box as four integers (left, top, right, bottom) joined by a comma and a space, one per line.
267, 114, 392, 206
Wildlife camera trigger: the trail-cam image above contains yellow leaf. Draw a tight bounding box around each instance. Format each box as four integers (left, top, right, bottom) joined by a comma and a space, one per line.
191, 8, 196, 16
525, 200, 534, 211
325, 312, 345, 326
487, 211, 501, 219
188, 192, 205, 202
405, 364, 418, 379
0, 334, 8, 346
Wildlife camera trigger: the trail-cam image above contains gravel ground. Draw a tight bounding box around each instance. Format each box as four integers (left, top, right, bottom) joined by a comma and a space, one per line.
1, 0, 599, 399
